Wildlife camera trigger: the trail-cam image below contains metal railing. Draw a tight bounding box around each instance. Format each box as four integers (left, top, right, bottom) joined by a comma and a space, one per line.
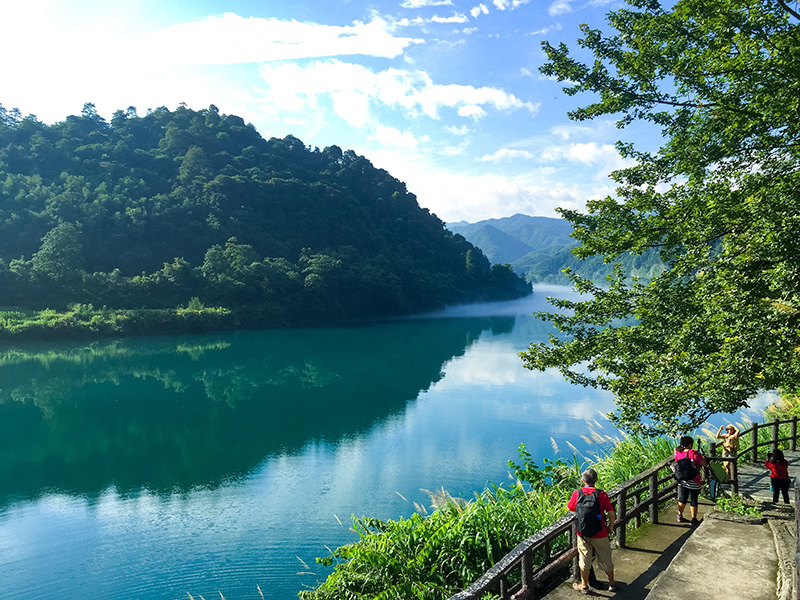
449, 415, 800, 600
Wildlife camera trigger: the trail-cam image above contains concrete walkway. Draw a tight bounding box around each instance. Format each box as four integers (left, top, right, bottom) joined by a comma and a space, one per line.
544, 451, 800, 600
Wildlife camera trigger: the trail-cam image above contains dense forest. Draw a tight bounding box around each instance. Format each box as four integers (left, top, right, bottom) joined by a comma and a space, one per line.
0, 103, 529, 336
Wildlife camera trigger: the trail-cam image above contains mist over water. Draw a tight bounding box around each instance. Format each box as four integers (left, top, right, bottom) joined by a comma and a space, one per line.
0, 286, 763, 599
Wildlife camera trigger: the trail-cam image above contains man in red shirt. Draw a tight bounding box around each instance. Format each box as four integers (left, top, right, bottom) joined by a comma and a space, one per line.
567, 468, 616, 593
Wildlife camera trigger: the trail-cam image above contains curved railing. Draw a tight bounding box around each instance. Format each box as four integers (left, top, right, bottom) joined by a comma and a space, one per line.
448, 416, 799, 600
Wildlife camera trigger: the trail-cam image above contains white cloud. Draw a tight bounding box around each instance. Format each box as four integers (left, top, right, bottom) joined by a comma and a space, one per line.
470, 4, 490, 18
141, 14, 422, 64
365, 145, 610, 222
446, 125, 470, 136
441, 146, 466, 156
395, 17, 426, 26
526, 23, 563, 36
546, 119, 619, 141
493, 0, 532, 9
401, 0, 454, 6
548, 0, 573, 16
257, 60, 538, 128
540, 142, 635, 179
458, 105, 487, 120
373, 126, 422, 148
431, 13, 470, 23
479, 148, 534, 162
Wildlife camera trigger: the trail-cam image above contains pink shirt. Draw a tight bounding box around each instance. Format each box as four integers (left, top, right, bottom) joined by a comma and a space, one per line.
674, 448, 704, 485
568, 486, 614, 538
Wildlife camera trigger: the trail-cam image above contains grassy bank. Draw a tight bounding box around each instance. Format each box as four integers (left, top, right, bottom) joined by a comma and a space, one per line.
0, 303, 237, 341
301, 395, 800, 600
298, 435, 675, 600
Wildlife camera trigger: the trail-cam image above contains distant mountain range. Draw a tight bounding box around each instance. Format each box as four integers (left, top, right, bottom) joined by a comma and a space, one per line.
447, 214, 663, 284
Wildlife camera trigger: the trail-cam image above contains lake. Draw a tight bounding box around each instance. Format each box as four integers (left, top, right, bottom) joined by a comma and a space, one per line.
0, 286, 771, 599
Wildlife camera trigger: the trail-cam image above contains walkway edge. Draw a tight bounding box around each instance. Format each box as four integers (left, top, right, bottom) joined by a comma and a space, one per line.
769, 517, 795, 600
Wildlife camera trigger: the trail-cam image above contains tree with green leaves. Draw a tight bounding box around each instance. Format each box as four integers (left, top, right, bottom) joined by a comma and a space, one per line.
520, 0, 800, 434
31, 222, 84, 281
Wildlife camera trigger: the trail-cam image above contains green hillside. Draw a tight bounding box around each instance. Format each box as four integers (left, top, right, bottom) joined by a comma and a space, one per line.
0, 103, 530, 335
447, 214, 573, 264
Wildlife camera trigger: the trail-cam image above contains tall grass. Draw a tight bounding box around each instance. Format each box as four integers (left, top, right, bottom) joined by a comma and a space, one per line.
299, 434, 675, 600
301, 396, 800, 600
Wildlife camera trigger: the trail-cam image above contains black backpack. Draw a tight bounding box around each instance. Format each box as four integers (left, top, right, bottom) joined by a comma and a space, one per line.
575, 489, 604, 537
673, 453, 699, 482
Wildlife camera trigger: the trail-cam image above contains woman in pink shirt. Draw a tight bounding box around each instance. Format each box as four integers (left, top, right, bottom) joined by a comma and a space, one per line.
674, 436, 707, 526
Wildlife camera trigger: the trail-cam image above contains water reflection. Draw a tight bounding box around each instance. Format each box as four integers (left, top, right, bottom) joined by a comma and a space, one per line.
0, 317, 520, 504
0, 291, 631, 600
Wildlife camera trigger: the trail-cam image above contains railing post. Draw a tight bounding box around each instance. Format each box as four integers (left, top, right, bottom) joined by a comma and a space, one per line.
520, 548, 534, 595
791, 416, 797, 452
709, 441, 717, 457
751, 425, 759, 463
616, 490, 627, 548
649, 471, 659, 524
571, 521, 579, 582
773, 418, 780, 451
732, 457, 739, 495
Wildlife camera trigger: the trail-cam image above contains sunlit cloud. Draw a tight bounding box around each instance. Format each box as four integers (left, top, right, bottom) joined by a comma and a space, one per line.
548, 0, 573, 16
446, 125, 470, 136
373, 125, 423, 148
479, 148, 534, 162
141, 14, 422, 64
441, 146, 466, 156
493, 0, 532, 9
526, 23, 563, 36
549, 120, 617, 141
470, 4, 490, 18
401, 0, 454, 6
431, 13, 470, 23
257, 60, 538, 128
540, 142, 632, 173
366, 145, 608, 221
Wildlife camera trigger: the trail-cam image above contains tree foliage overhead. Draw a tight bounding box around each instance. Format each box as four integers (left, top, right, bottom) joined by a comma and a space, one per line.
520, 0, 800, 434
0, 103, 529, 328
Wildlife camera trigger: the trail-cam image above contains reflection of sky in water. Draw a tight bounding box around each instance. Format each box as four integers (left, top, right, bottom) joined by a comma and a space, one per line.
0, 286, 786, 600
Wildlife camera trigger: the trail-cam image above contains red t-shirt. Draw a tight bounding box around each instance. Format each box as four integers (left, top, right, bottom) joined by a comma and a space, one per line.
568, 486, 614, 538
765, 460, 789, 479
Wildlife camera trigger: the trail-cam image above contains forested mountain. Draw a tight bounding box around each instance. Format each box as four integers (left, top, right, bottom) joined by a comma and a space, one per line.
447, 214, 573, 264
448, 214, 663, 284
0, 103, 530, 332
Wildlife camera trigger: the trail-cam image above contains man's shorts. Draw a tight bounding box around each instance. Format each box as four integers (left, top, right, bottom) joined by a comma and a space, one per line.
577, 534, 613, 573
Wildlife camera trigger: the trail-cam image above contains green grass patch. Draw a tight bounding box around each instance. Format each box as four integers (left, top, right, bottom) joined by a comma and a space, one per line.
715, 494, 762, 518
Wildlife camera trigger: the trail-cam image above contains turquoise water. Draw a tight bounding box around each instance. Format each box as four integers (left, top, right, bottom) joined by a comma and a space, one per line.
0, 287, 769, 599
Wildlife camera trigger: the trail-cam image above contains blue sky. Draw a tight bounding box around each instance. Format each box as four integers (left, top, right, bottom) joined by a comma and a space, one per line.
1, 0, 642, 223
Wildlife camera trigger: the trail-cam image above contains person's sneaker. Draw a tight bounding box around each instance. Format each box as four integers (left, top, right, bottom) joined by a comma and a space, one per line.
690, 518, 701, 527
677, 514, 688, 523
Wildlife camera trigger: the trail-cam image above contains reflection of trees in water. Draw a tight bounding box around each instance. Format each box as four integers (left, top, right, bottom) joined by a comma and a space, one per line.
0, 317, 514, 503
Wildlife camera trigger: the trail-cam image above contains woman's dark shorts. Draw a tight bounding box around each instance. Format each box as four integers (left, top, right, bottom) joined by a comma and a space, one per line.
677, 484, 700, 507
